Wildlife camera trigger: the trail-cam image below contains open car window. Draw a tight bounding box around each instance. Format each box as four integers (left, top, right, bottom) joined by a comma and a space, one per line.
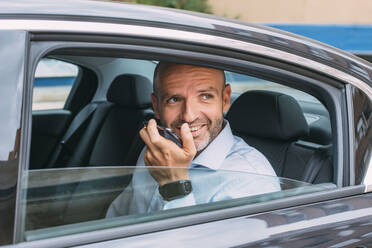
21, 167, 335, 241
25, 53, 338, 242
226, 72, 321, 104
226, 71, 332, 147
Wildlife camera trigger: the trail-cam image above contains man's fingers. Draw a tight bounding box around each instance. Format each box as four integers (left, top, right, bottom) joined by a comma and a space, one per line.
144, 149, 153, 166
140, 127, 156, 151
144, 152, 150, 166
180, 123, 196, 156
146, 119, 162, 145
143, 119, 195, 164
146, 119, 178, 149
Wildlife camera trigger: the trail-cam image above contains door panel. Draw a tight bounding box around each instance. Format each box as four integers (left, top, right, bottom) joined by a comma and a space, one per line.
71, 193, 372, 248
0, 30, 27, 245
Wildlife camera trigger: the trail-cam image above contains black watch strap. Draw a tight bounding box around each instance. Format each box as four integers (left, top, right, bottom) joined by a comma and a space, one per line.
159, 180, 192, 201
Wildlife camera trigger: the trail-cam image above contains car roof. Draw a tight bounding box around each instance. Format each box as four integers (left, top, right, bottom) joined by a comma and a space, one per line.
0, 0, 306, 42
0, 0, 371, 84
0, 0, 289, 33
0, 0, 357, 48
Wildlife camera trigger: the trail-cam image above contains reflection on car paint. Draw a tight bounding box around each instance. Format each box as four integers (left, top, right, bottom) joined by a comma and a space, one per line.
268, 35, 290, 46
349, 60, 372, 81
0, 30, 27, 245
309, 46, 334, 61
0, 31, 25, 162
320, 203, 352, 215
243, 195, 372, 247
353, 86, 372, 184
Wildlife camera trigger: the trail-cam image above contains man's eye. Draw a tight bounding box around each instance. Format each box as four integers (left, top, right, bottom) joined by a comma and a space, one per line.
167, 97, 179, 104
201, 94, 213, 100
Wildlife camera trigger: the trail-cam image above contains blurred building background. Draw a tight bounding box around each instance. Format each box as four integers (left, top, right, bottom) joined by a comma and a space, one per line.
208, 0, 372, 61
209, 0, 372, 24
121, 0, 372, 61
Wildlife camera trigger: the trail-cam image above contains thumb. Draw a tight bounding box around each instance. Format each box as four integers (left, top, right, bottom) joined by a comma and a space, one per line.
180, 123, 196, 155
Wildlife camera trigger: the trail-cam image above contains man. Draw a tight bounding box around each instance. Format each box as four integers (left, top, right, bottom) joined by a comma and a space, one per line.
106, 62, 279, 217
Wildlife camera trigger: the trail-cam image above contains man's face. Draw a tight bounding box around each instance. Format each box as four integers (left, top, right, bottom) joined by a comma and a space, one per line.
151, 64, 231, 152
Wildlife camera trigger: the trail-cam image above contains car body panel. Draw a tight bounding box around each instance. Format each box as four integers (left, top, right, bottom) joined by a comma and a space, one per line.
0, 30, 27, 246
0, 30, 26, 162
26, 193, 372, 248
0, 1, 371, 247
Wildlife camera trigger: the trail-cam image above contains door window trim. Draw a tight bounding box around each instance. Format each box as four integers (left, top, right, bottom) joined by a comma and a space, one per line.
17, 36, 359, 245
1, 19, 370, 87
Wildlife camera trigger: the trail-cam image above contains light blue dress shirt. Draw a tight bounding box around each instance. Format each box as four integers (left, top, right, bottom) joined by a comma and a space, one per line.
106, 121, 280, 217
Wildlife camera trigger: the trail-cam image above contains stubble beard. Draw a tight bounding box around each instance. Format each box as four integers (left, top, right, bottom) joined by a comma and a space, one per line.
195, 117, 223, 152
169, 117, 223, 153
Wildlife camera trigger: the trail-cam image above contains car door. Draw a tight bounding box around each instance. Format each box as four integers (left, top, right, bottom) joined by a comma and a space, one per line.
2, 14, 372, 248
0, 30, 27, 246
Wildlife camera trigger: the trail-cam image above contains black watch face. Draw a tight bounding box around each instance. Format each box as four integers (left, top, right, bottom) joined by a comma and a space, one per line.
159, 180, 192, 201
183, 180, 192, 193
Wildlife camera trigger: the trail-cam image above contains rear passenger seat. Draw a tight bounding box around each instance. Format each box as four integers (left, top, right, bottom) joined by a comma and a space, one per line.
48, 74, 154, 168
226, 90, 333, 184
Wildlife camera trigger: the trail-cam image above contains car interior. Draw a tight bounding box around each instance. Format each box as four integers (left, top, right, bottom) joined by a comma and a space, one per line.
24, 52, 336, 235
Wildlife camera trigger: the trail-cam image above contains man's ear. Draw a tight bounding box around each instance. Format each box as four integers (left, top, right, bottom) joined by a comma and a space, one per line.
222, 84, 231, 113
151, 93, 160, 119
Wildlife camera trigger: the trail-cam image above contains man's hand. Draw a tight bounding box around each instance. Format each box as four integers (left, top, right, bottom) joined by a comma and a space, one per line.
140, 119, 196, 186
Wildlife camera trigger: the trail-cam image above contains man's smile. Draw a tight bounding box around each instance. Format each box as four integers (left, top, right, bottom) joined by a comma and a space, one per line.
175, 123, 208, 138
189, 124, 207, 137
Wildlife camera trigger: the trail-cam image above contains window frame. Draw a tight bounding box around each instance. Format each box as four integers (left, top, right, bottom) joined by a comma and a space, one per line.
347, 84, 372, 187
15, 32, 362, 246
28, 39, 348, 186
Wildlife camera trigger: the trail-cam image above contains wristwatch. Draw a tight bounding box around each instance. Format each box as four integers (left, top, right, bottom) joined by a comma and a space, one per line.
158, 180, 193, 201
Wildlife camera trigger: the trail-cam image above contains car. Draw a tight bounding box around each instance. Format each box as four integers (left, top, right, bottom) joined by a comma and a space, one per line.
0, 0, 372, 247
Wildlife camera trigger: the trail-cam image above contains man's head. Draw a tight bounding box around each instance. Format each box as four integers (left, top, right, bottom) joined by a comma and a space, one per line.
151, 62, 231, 152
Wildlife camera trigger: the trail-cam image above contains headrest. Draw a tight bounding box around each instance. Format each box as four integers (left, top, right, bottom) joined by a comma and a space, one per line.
227, 90, 309, 141
107, 74, 152, 108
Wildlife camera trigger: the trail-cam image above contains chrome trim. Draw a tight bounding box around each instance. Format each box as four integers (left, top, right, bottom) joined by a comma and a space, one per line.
0, 19, 371, 189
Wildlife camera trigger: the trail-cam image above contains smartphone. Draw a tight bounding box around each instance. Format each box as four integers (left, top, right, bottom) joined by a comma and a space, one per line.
143, 121, 182, 147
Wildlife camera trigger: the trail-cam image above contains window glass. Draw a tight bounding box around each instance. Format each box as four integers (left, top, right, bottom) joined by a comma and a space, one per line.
23, 56, 335, 241
33, 58, 79, 110
21, 167, 334, 241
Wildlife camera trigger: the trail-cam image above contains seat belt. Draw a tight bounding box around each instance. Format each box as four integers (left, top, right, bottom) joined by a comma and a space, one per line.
46, 102, 99, 168
301, 145, 332, 183
124, 113, 155, 165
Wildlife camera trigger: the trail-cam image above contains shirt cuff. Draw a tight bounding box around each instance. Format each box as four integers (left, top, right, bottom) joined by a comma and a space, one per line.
157, 189, 196, 210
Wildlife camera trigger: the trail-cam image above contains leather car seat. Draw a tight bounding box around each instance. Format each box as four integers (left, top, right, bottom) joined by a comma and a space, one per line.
50, 74, 154, 167
86, 74, 154, 166
226, 90, 333, 183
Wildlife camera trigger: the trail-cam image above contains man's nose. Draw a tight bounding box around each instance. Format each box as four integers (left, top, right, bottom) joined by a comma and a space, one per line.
182, 99, 198, 123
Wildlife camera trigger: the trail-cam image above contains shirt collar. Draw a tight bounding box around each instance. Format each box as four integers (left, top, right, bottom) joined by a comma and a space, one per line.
191, 120, 234, 170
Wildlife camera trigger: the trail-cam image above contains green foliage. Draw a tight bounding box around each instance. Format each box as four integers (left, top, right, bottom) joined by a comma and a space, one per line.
125, 0, 212, 13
